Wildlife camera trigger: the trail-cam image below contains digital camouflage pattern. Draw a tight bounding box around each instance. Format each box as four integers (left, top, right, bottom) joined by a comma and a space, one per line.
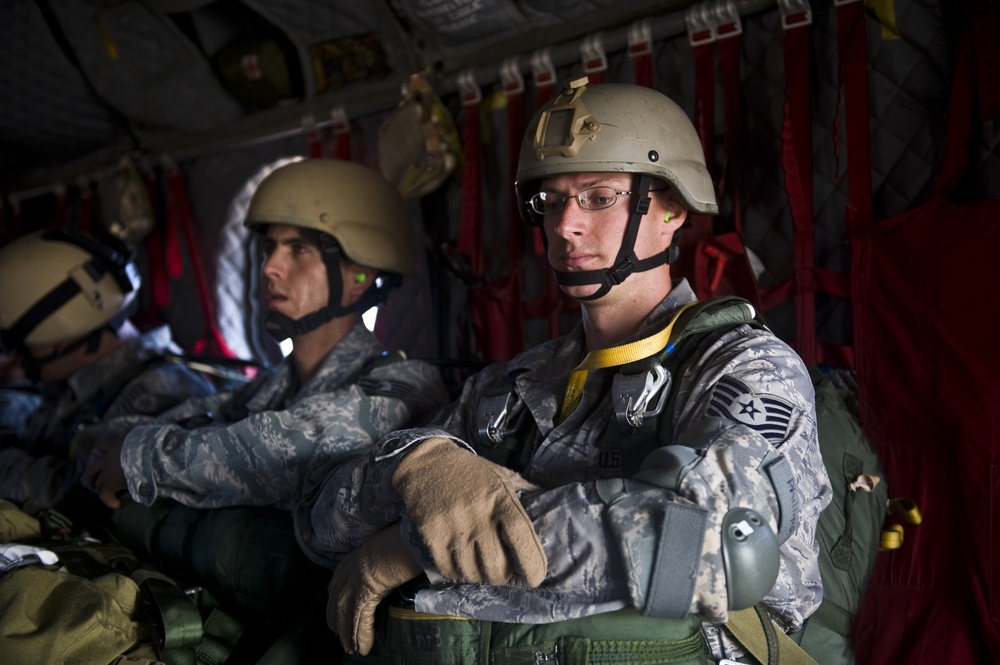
110, 322, 449, 511
0, 326, 215, 508
298, 280, 832, 662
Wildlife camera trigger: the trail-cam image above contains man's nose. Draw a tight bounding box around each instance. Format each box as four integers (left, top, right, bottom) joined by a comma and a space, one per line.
549, 199, 589, 237
262, 252, 285, 278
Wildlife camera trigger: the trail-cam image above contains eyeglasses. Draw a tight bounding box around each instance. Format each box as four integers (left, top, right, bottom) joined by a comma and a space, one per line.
527, 186, 635, 215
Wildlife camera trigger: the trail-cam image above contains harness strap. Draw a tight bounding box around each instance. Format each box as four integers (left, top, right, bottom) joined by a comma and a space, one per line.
727, 606, 818, 665
559, 302, 700, 422
130, 568, 204, 650
809, 598, 853, 638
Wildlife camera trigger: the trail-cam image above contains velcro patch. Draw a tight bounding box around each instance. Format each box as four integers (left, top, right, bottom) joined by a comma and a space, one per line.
706, 375, 793, 443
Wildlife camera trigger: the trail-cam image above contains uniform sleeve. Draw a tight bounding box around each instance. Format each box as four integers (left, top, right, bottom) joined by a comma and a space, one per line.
411, 328, 831, 635
123, 360, 449, 513
295, 365, 489, 568
102, 364, 217, 422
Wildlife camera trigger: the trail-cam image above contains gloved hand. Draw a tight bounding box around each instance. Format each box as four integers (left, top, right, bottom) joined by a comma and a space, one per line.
327, 522, 423, 656
391, 437, 547, 587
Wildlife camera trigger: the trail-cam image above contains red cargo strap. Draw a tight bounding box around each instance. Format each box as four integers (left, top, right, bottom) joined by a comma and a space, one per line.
580, 34, 608, 85
717, 11, 743, 234
687, 6, 716, 179
331, 106, 351, 161
627, 19, 654, 88
779, 5, 817, 365
164, 162, 235, 358
141, 169, 171, 311
455, 71, 484, 278
303, 113, 324, 158
838, 0, 872, 375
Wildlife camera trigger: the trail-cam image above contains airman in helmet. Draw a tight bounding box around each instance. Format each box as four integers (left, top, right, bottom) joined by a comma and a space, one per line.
82, 158, 448, 519
298, 80, 830, 665
0, 228, 216, 524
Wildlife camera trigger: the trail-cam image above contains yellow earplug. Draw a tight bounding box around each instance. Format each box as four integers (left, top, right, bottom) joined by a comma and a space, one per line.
663, 212, 671, 223
355, 273, 367, 283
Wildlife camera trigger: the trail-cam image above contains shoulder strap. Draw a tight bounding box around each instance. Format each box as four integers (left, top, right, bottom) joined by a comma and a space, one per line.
728, 606, 819, 665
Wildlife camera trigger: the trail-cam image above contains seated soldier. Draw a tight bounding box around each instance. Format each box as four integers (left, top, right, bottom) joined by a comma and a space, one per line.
0, 228, 216, 526
298, 81, 832, 664
82, 158, 449, 514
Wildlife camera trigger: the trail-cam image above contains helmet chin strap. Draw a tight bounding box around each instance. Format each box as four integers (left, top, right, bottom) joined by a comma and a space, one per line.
263, 232, 397, 342
552, 174, 679, 302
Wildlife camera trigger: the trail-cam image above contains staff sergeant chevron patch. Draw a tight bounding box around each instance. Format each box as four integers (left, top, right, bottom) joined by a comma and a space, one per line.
707, 375, 793, 443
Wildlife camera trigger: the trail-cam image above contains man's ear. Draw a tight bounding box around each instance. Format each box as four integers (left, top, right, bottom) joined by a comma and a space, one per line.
660, 198, 687, 244
344, 263, 379, 303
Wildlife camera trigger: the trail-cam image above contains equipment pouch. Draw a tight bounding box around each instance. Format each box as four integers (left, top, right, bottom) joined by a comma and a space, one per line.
382, 605, 489, 665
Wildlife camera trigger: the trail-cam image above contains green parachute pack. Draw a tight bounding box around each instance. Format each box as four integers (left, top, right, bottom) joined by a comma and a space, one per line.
0, 499, 336, 665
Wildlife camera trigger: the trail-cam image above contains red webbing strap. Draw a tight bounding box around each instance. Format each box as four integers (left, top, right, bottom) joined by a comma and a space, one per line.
628, 20, 654, 88
780, 15, 817, 366
331, 106, 351, 161
456, 75, 484, 278
163, 170, 184, 280
500, 63, 526, 358
837, 0, 872, 383
580, 34, 608, 85
972, 0, 1000, 124
718, 34, 743, 234
933, 0, 1000, 204
693, 41, 715, 181
304, 113, 324, 158
165, 164, 235, 358
838, 1, 873, 231
141, 170, 171, 310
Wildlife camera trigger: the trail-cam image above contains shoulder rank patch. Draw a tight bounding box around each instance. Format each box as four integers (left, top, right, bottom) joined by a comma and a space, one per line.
706, 375, 793, 443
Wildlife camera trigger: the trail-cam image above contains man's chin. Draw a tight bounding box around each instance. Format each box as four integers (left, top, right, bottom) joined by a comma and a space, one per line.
560, 283, 604, 302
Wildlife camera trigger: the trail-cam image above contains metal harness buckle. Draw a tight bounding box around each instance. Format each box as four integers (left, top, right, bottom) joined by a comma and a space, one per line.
477, 391, 520, 444
612, 362, 672, 429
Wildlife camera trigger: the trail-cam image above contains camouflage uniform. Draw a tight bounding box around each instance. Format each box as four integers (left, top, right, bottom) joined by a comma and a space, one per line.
297, 280, 832, 661
108, 322, 449, 512
0, 325, 215, 508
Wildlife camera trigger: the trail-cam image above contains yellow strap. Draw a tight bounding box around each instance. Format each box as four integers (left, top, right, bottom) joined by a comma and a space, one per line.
558, 301, 700, 423
727, 607, 819, 665
387, 606, 471, 621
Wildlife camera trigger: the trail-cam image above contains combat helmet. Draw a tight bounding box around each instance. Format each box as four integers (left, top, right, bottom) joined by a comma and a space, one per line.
244, 158, 412, 338
0, 228, 140, 352
515, 78, 716, 300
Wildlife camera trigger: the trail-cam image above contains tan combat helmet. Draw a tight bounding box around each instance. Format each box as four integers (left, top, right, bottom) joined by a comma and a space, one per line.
243, 158, 413, 339
245, 158, 413, 275
0, 229, 140, 351
515, 77, 717, 223
513, 78, 716, 300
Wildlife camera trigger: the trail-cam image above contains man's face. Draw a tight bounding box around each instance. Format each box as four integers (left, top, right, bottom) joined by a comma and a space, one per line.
261, 225, 329, 321
538, 172, 677, 300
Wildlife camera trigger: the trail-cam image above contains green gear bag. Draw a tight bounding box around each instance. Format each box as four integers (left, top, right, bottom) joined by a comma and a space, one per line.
794, 368, 889, 664
0, 566, 162, 664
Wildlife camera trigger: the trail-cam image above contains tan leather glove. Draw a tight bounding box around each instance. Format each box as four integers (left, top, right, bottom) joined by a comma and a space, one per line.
391, 437, 547, 587
327, 522, 423, 656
